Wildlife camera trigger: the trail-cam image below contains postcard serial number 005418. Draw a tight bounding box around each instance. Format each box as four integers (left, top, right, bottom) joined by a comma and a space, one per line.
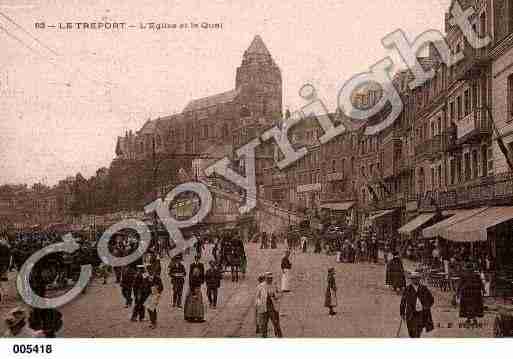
11, 344, 53, 354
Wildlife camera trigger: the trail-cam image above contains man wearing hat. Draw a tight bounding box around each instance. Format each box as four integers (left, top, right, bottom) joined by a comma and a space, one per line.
386, 252, 406, 293
168, 254, 186, 308
255, 272, 283, 338
120, 265, 136, 308
184, 254, 206, 322
324, 268, 337, 316
205, 260, 222, 308
281, 250, 292, 292
131, 264, 151, 322
399, 272, 434, 338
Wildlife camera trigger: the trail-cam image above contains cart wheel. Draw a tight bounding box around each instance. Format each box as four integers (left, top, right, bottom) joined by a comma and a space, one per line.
494, 316, 503, 338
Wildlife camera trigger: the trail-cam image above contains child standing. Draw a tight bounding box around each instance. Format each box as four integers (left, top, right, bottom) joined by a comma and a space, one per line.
324, 268, 337, 316
146, 284, 161, 329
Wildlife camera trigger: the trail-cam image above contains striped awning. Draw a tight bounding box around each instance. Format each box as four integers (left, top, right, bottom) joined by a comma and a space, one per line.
367, 209, 395, 222
442, 206, 513, 242
398, 213, 437, 235
422, 207, 488, 239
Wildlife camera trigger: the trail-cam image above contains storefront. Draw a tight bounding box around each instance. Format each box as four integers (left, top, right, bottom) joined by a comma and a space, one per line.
320, 201, 355, 226
296, 183, 322, 212
398, 212, 438, 238
364, 209, 400, 248
397, 211, 453, 260
422, 206, 513, 297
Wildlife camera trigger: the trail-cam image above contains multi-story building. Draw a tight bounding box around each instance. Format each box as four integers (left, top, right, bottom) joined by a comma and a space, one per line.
352, 0, 513, 255
491, 0, 513, 175
310, 0, 513, 238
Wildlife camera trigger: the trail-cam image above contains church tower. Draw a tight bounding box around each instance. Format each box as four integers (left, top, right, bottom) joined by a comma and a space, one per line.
236, 35, 282, 120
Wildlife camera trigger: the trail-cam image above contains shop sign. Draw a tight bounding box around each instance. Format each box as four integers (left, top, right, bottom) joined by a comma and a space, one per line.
297, 183, 322, 193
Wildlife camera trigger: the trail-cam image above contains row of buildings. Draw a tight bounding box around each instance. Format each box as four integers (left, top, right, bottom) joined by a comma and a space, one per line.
261, 0, 513, 232
0, 179, 74, 229
5, 0, 513, 244
109, 0, 513, 238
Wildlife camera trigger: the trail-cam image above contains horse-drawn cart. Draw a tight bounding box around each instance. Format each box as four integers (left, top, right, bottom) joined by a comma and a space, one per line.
213, 233, 246, 281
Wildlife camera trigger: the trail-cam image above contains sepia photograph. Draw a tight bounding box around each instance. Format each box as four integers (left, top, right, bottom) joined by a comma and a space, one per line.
1, 0, 513, 344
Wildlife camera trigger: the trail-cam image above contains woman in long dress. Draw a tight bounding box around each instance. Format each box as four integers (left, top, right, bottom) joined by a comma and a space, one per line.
281, 251, 292, 292
324, 268, 337, 316
458, 264, 484, 326
184, 255, 206, 323
386, 252, 406, 293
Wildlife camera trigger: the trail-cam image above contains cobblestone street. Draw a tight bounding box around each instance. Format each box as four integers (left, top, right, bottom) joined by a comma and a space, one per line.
0, 243, 496, 337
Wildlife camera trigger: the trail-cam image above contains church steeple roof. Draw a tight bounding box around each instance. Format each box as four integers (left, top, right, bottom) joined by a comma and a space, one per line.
245, 35, 270, 56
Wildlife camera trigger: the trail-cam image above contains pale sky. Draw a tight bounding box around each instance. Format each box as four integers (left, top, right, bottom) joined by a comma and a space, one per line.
0, 0, 451, 186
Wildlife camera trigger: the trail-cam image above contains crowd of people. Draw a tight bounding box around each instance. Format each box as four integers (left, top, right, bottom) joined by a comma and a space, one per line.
0, 215, 496, 338
0, 227, 248, 335
383, 240, 489, 336
249, 216, 492, 338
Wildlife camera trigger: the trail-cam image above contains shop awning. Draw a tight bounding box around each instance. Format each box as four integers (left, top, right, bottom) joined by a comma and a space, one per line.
320, 202, 355, 211
422, 207, 488, 239
398, 213, 437, 235
368, 209, 395, 222
442, 206, 513, 242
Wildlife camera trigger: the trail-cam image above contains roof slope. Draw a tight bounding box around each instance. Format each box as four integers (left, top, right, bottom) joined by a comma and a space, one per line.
246, 35, 271, 56
183, 88, 240, 112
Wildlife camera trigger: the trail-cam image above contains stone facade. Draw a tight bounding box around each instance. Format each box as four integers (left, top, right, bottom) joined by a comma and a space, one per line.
262, 0, 513, 231
115, 35, 282, 171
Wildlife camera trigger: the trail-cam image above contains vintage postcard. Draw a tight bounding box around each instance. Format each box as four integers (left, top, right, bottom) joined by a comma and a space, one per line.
0, 0, 512, 341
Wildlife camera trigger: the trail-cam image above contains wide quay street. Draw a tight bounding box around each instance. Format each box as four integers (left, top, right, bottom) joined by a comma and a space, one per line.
0, 242, 494, 337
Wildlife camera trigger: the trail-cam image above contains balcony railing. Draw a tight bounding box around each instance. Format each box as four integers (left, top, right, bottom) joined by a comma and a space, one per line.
457, 107, 492, 145
415, 129, 459, 159
326, 171, 345, 182
320, 191, 356, 203
417, 174, 513, 210
374, 192, 406, 210
453, 43, 489, 81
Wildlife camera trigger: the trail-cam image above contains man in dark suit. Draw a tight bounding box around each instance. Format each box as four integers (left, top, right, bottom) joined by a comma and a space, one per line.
205, 260, 222, 308
168, 255, 186, 308
131, 265, 151, 322
400, 272, 434, 338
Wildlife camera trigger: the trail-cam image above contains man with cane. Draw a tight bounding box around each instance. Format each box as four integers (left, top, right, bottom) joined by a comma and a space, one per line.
399, 271, 434, 338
